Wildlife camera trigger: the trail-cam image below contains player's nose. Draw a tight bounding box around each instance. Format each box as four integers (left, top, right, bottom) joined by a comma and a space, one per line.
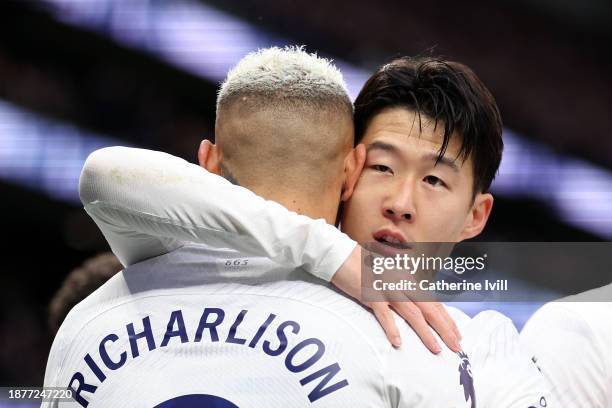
382, 182, 416, 222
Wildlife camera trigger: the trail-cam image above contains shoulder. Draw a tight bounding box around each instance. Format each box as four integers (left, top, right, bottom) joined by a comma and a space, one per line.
459, 309, 551, 407
48, 271, 132, 360
462, 309, 518, 352
521, 298, 612, 407
460, 310, 524, 383
382, 307, 473, 407
521, 292, 612, 376
522, 293, 612, 355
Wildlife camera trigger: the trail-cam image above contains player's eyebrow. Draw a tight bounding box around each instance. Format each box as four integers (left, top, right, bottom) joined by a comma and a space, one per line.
368, 141, 460, 172
425, 152, 460, 173
366, 141, 400, 155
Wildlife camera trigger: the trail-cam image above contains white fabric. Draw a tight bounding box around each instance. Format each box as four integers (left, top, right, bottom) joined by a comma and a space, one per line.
43, 244, 472, 407
43, 147, 549, 407
78, 146, 357, 282
521, 284, 612, 408
462, 311, 549, 408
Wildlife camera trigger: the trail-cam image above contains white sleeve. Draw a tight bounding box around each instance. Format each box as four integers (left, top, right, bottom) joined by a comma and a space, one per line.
463, 310, 550, 408
79, 146, 357, 281
521, 303, 609, 408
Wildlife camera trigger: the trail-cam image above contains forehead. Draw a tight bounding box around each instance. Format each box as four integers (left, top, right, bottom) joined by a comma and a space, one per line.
362, 107, 463, 156
363, 108, 476, 183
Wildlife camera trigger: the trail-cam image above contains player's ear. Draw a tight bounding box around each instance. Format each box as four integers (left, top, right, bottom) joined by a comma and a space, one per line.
459, 192, 494, 240
198, 139, 222, 176
341, 144, 366, 201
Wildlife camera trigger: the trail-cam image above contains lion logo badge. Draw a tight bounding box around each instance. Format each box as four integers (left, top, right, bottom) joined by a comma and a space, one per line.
458, 351, 476, 407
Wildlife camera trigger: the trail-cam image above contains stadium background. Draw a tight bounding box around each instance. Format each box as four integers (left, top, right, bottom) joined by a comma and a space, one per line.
0, 0, 610, 389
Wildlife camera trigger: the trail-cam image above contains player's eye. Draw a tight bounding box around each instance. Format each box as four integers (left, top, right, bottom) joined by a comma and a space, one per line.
371, 164, 393, 174
424, 175, 446, 188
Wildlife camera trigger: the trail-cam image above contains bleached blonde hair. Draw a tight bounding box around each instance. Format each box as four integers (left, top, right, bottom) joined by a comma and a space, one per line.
217, 46, 351, 113
214, 46, 354, 197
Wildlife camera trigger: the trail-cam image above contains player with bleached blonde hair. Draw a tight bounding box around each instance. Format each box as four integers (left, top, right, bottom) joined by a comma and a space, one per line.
43, 47, 469, 408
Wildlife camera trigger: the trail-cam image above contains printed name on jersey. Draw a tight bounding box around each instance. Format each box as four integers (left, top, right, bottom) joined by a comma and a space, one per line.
66, 307, 349, 407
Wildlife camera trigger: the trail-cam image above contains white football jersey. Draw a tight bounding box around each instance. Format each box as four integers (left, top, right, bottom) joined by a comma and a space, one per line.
45, 146, 549, 407
43, 243, 474, 408
460, 310, 549, 408
521, 284, 612, 407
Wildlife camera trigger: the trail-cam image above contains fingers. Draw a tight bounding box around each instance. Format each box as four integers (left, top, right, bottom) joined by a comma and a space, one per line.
413, 301, 462, 353
370, 302, 402, 348
390, 301, 442, 354
369, 301, 462, 353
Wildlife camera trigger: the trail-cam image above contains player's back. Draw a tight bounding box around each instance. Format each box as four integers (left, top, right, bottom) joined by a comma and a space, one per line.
43, 243, 472, 408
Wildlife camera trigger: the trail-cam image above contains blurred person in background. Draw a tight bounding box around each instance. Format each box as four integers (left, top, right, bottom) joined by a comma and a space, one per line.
69, 52, 549, 406
48, 253, 122, 333
43, 47, 471, 408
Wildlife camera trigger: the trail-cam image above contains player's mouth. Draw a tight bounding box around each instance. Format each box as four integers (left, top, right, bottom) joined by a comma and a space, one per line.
372, 228, 411, 250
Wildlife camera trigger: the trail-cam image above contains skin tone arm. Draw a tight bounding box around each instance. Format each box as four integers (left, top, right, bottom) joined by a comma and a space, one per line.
80, 146, 461, 352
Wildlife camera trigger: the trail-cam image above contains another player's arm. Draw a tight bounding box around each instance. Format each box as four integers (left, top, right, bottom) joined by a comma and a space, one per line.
80, 146, 461, 352
79, 146, 355, 280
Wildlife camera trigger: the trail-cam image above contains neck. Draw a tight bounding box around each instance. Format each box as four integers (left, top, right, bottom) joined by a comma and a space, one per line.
250, 187, 340, 226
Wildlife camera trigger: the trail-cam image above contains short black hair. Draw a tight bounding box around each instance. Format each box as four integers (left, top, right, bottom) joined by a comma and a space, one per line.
48, 253, 121, 332
354, 56, 503, 194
